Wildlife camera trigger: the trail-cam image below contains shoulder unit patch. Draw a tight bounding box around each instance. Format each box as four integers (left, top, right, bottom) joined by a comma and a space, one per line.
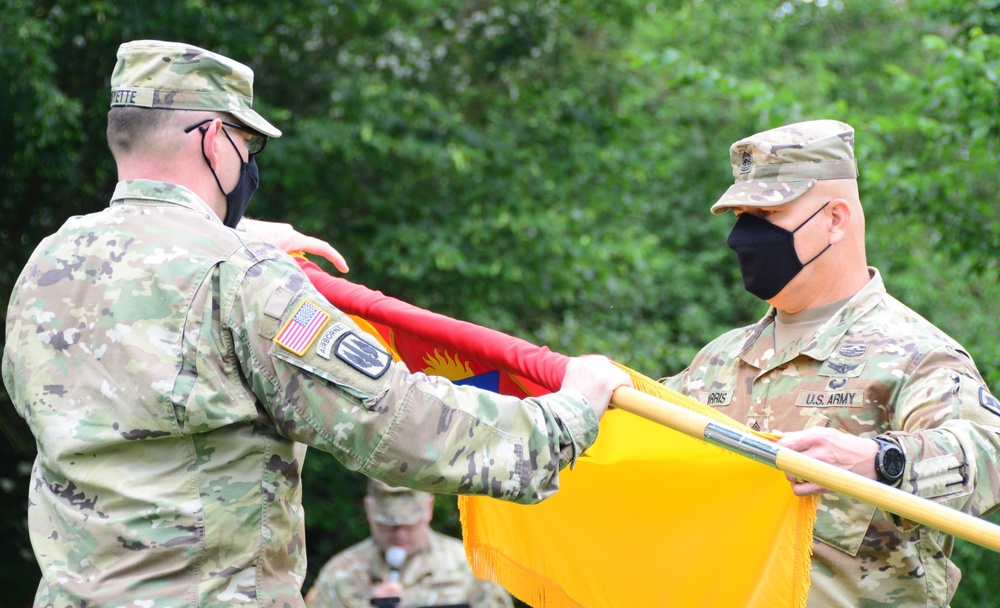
980, 387, 1000, 418
332, 331, 392, 378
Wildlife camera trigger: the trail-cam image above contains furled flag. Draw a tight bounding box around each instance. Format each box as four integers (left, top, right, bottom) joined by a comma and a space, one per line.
297, 257, 816, 608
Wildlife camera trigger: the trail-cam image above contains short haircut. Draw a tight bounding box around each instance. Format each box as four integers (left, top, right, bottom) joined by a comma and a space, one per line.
106, 107, 222, 160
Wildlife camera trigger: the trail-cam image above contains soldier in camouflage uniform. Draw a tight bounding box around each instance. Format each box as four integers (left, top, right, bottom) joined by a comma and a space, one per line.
304, 480, 513, 608
1, 40, 630, 607
661, 119, 1000, 607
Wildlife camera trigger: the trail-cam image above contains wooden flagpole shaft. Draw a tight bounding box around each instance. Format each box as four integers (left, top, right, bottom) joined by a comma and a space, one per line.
612, 386, 1000, 553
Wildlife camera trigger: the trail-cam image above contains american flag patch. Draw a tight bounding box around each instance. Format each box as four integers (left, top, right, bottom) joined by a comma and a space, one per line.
275, 300, 331, 355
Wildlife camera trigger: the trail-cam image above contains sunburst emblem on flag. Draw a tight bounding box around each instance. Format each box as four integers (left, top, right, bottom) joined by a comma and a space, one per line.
422, 349, 474, 381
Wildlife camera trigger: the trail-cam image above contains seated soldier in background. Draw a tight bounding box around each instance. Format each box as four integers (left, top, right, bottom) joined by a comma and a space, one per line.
306, 480, 513, 608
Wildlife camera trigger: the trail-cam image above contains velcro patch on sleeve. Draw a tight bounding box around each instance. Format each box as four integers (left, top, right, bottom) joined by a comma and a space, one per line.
315, 323, 392, 379
275, 299, 331, 356
980, 387, 1000, 418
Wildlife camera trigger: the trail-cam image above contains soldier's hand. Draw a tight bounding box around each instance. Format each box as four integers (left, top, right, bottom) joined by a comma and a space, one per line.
371, 579, 404, 602
242, 218, 350, 273
776, 427, 879, 496
561, 355, 632, 419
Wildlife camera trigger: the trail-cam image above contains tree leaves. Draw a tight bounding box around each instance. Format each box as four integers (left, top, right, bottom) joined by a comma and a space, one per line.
2, 0, 999, 604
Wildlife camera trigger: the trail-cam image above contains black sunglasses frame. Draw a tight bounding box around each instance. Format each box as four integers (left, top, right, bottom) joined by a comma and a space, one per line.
183, 119, 267, 155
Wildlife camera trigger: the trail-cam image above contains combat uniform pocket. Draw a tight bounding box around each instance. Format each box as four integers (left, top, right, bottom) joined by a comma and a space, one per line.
813, 494, 877, 556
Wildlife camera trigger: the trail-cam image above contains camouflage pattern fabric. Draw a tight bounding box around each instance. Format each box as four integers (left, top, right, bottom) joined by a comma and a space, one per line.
304, 531, 513, 608
2, 179, 599, 607
661, 269, 1000, 608
110, 39, 281, 138
711, 119, 859, 213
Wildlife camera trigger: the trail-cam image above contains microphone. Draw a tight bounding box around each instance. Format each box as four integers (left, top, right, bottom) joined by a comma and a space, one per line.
385, 546, 407, 583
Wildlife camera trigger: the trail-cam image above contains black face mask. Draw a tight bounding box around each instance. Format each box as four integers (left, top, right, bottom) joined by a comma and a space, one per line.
726, 201, 831, 300
221, 154, 259, 229
198, 125, 260, 228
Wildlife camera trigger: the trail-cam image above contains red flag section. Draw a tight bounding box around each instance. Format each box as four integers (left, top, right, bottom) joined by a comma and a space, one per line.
296, 258, 562, 395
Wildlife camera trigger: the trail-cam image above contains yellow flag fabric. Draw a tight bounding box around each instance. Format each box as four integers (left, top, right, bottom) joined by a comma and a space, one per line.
460, 370, 817, 608
295, 258, 816, 608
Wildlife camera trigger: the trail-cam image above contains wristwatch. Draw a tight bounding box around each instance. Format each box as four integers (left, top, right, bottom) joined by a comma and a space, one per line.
874, 436, 905, 485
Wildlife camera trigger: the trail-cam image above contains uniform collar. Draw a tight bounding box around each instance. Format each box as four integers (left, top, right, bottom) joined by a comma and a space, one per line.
737, 268, 885, 371
111, 179, 221, 223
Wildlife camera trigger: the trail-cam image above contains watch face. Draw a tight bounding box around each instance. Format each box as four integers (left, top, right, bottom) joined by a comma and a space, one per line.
881, 444, 905, 480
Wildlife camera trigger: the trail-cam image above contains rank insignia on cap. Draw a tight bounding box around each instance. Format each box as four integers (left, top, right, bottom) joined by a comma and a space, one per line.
334, 332, 392, 379
275, 300, 331, 356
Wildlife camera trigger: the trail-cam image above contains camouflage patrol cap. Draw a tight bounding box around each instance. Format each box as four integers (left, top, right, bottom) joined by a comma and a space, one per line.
366, 479, 432, 527
109, 40, 281, 138
711, 119, 857, 214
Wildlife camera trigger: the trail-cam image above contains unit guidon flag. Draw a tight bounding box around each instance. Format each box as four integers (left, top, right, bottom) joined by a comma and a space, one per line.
296, 256, 815, 608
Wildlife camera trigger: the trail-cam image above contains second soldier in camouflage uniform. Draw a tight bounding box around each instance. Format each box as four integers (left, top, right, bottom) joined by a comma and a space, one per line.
305, 480, 513, 608
1, 40, 630, 607
661, 119, 1000, 607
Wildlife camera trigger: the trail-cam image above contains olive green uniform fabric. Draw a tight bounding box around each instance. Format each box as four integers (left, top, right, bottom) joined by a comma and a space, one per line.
2, 179, 598, 607
305, 531, 513, 608
661, 269, 1000, 608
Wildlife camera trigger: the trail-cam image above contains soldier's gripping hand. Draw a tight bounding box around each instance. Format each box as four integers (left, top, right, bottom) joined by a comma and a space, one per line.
242, 218, 350, 272
561, 355, 632, 420
776, 427, 881, 496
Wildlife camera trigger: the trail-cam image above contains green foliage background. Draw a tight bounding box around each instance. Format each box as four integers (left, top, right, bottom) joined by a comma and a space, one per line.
2, 0, 999, 606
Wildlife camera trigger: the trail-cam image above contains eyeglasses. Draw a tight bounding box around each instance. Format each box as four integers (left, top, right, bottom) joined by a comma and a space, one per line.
184, 119, 268, 155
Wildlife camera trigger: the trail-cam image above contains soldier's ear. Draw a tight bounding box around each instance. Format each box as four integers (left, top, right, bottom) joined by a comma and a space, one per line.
363, 495, 376, 522
200, 119, 225, 171
827, 198, 851, 244
423, 495, 435, 523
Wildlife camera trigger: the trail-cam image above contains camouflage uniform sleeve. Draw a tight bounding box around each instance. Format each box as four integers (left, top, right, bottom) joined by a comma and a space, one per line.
659, 368, 687, 395
657, 329, 741, 397
885, 344, 1000, 524
230, 255, 599, 504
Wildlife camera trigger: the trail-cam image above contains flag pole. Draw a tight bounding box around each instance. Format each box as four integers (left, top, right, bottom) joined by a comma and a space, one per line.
612, 385, 1000, 553
293, 259, 1000, 553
